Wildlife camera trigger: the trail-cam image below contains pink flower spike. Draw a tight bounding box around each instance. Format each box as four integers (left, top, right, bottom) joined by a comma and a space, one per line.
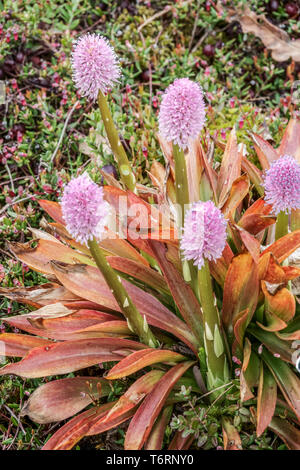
181, 200, 227, 270
72, 33, 120, 100
263, 155, 300, 215
61, 173, 109, 245
158, 78, 206, 150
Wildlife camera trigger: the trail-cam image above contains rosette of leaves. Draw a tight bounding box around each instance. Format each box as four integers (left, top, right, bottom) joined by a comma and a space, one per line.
0, 116, 300, 450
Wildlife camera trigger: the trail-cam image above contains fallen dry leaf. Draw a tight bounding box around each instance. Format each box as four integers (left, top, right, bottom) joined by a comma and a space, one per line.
222, 3, 300, 62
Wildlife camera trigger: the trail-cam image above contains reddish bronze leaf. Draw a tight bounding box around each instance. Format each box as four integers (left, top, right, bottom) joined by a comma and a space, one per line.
0, 338, 145, 378
4, 308, 119, 340
106, 349, 186, 379
9, 239, 93, 275
124, 361, 194, 449
217, 128, 241, 207
89, 370, 164, 432
262, 281, 295, 327
144, 405, 173, 450
21, 377, 111, 424
38, 199, 64, 224
107, 255, 168, 293
251, 132, 278, 169
261, 230, 300, 263
50, 262, 198, 352
221, 175, 249, 217
222, 254, 259, 344
42, 402, 114, 450
0, 333, 53, 357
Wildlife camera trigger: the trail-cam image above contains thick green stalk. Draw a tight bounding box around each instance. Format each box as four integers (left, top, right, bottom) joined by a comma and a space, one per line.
173, 143, 189, 222
198, 260, 229, 397
275, 211, 289, 240
291, 209, 300, 232
172, 143, 199, 299
98, 90, 136, 192
88, 238, 158, 347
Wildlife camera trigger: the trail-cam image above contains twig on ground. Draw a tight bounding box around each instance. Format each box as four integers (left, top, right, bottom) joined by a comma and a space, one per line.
50, 100, 79, 164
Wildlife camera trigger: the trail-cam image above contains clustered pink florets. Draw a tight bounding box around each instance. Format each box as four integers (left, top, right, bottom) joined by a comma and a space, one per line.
61, 173, 109, 245
158, 78, 206, 150
72, 33, 120, 100
181, 200, 227, 270
263, 155, 300, 215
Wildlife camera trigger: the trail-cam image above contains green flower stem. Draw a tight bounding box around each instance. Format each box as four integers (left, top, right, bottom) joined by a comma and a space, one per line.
88, 238, 158, 347
275, 211, 289, 240
98, 90, 136, 193
198, 260, 229, 396
173, 143, 189, 222
172, 143, 199, 299
291, 209, 300, 232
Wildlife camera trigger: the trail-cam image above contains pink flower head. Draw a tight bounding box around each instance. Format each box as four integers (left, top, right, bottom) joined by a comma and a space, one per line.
158, 78, 206, 150
263, 155, 300, 214
72, 33, 120, 100
181, 200, 227, 269
61, 173, 109, 245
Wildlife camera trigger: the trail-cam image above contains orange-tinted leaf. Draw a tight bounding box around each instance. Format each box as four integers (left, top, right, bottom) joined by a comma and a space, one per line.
124, 361, 194, 449
4, 307, 119, 340
73, 320, 132, 338
262, 281, 295, 327
251, 132, 278, 170
222, 254, 259, 343
21, 377, 111, 424
236, 226, 260, 263
50, 262, 198, 352
217, 128, 241, 207
283, 265, 300, 280
258, 252, 286, 284
106, 349, 186, 380
107, 255, 168, 293
209, 243, 234, 286
241, 156, 264, 196
256, 364, 277, 437
92, 370, 164, 430
221, 175, 249, 216
0, 333, 53, 357
42, 403, 114, 450
233, 309, 249, 348
9, 239, 93, 275
278, 119, 300, 163
261, 230, 300, 263
103, 186, 178, 243
38, 199, 64, 224
269, 417, 300, 450
185, 140, 204, 203
239, 198, 275, 235
0, 338, 145, 378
